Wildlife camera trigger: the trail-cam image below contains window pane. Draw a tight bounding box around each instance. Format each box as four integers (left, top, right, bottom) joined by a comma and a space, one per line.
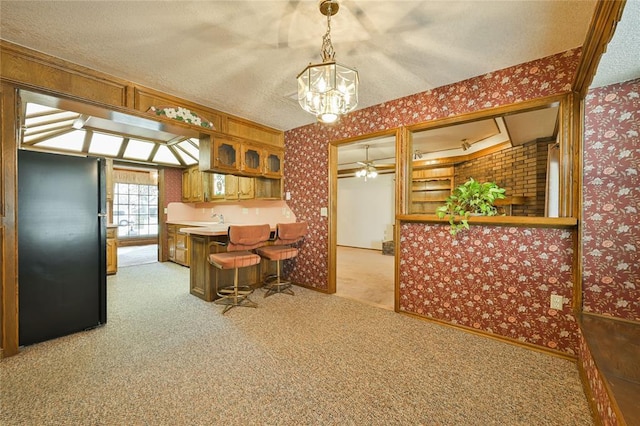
123, 139, 154, 160
89, 132, 123, 156
112, 180, 158, 238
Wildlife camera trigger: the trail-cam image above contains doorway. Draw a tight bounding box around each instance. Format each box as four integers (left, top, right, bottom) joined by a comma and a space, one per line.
330, 131, 400, 310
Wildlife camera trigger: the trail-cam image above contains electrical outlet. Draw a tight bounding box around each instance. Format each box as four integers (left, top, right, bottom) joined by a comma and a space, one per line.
320, 207, 328, 217
550, 294, 563, 310
242, 208, 249, 215
255, 208, 260, 215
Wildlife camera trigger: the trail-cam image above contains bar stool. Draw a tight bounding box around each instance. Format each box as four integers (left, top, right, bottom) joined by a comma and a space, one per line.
256, 222, 307, 298
208, 224, 271, 314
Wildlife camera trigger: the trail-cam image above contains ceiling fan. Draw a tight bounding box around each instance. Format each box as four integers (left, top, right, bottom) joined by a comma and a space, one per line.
355, 144, 378, 181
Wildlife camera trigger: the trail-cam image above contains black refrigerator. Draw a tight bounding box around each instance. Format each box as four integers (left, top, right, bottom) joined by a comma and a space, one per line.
18, 150, 107, 346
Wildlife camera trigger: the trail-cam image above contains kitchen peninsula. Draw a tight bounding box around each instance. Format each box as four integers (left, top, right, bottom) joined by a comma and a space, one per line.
167, 201, 296, 301
179, 224, 277, 302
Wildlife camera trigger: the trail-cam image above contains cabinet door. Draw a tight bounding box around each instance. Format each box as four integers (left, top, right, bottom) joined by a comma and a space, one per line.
205, 173, 226, 201
240, 143, 263, 176
224, 175, 239, 199
263, 148, 283, 178
167, 225, 176, 262
212, 138, 240, 172
189, 167, 203, 202
238, 176, 255, 199
175, 232, 190, 266
181, 169, 191, 202
106, 228, 117, 275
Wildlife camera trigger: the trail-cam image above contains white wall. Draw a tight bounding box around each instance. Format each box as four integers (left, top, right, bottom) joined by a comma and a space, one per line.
337, 173, 395, 250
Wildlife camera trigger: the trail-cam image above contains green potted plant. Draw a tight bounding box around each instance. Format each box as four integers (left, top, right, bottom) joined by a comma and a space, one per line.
436, 178, 506, 236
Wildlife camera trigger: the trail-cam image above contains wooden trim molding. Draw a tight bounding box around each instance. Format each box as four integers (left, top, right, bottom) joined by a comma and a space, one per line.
397, 214, 578, 229
572, 0, 627, 97
1, 83, 19, 357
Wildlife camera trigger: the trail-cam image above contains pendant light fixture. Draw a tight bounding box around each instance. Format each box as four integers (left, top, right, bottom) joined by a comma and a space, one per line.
297, 0, 359, 124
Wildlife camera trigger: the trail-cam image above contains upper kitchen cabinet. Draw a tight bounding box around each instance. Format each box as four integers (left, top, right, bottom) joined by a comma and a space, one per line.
182, 165, 225, 203
263, 149, 283, 178
209, 137, 240, 173
240, 143, 263, 176
200, 136, 284, 179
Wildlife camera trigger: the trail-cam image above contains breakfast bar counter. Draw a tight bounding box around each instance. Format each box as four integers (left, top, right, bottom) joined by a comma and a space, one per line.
180, 225, 275, 302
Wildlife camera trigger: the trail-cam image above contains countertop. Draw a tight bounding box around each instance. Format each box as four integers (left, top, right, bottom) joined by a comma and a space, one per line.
175, 222, 276, 237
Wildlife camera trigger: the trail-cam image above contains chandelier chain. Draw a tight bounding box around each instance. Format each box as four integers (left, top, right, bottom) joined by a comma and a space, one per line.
321, 3, 335, 62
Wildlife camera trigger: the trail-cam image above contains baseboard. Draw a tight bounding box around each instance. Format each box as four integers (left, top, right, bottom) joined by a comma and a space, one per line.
577, 357, 604, 426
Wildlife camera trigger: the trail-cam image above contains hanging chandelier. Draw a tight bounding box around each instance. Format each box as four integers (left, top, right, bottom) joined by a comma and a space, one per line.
297, 0, 359, 124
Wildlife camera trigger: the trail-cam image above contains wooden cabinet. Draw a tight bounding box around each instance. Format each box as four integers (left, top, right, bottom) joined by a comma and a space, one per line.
255, 177, 282, 200
211, 137, 240, 173
106, 226, 118, 275
168, 225, 176, 262
263, 149, 283, 178
240, 143, 263, 176
167, 223, 190, 267
182, 166, 225, 203
200, 136, 284, 179
411, 166, 454, 213
224, 175, 255, 200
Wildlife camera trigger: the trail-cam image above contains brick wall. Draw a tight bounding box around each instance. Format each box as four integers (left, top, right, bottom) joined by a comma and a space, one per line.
455, 139, 554, 216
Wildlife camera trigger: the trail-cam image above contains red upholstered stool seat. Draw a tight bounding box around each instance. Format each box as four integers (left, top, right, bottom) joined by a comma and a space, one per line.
209, 251, 261, 269
207, 224, 271, 314
256, 222, 307, 298
255, 246, 298, 262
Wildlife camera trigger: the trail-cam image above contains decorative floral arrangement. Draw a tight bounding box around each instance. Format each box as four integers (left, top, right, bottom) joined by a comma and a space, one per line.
148, 106, 214, 129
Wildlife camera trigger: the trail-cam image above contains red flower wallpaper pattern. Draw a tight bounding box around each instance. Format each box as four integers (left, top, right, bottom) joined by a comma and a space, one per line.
163, 168, 183, 206
399, 223, 578, 354
583, 78, 640, 321
284, 48, 581, 295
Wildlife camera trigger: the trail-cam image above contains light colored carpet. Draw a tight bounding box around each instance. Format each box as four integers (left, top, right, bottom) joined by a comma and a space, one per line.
336, 246, 394, 310
117, 243, 158, 267
0, 262, 594, 425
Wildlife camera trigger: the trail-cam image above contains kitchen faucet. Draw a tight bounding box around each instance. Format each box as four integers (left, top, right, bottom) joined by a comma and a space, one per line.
211, 213, 224, 224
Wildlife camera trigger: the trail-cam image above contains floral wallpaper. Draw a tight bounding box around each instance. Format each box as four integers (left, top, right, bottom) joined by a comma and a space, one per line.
578, 330, 619, 426
163, 168, 183, 207
284, 48, 582, 294
399, 223, 579, 354
583, 78, 640, 321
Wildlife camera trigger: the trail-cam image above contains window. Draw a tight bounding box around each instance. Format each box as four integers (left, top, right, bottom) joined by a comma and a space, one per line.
112, 183, 158, 238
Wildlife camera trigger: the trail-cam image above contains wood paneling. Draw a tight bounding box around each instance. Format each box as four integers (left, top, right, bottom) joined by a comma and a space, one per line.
572, 0, 627, 97
397, 214, 578, 229
1, 41, 128, 107
226, 116, 283, 147
1, 83, 19, 357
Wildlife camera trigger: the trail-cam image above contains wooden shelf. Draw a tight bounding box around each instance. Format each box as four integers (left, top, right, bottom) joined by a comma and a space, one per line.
411, 166, 454, 213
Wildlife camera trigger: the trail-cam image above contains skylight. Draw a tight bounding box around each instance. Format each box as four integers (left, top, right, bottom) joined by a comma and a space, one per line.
123, 139, 155, 160
21, 102, 201, 168
89, 132, 123, 156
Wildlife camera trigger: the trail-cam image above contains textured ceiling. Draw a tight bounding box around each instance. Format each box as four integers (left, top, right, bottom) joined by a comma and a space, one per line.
590, 0, 640, 88
0, 0, 598, 131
